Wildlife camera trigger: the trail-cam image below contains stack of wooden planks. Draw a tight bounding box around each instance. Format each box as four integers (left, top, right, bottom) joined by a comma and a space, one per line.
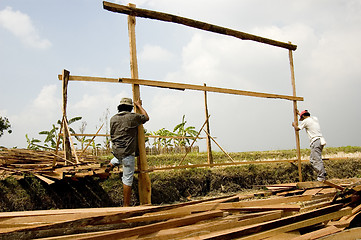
0, 178, 360, 239
0, 148, 105, 183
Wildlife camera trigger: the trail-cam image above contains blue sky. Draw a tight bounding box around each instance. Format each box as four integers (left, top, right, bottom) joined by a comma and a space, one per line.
1, 0, 360, 152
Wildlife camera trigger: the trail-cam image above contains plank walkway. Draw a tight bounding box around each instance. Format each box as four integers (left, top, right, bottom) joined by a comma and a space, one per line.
0, 178, 360, 240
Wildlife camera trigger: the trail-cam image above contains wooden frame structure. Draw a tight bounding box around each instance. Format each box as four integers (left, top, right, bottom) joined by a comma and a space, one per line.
59, 1, 303, 205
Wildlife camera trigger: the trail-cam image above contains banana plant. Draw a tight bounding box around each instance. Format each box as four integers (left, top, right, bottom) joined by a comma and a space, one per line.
38, 116, 82, 149
173, 115, 198, 147
25, 134, 41, 150
152, 128, 174, 148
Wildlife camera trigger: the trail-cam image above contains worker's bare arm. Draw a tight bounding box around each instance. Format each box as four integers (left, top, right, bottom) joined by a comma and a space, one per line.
134, 100, 149, 121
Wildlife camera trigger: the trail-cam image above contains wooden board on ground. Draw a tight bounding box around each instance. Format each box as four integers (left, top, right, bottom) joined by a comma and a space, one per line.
0, 180, 360, 240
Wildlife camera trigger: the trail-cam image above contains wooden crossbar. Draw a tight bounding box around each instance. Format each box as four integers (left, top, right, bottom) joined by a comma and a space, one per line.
59, 133, 206, 139
102, 1, 297, 51
58, 75, 303, 101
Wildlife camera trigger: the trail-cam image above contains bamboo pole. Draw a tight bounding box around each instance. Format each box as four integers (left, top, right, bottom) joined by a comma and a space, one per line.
62, 133, 205, 139
177, 115, 210, 167
62, 116, 80, 164
52, 121, 63, 167
81, 123, 104, 154
127, 4, 151, 205
103, 1, 297, 51
62, 69, 72, 162
204, 84, 213, 165
289, 43, 302, 182
203, 129, 235, 163
58, 75, 303, 102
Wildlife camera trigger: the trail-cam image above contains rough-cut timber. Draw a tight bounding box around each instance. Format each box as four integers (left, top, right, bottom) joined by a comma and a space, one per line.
0, 178, 360, 239
103, 1, 297, 51
58, 74, 304, 101
0, 179, 361, 240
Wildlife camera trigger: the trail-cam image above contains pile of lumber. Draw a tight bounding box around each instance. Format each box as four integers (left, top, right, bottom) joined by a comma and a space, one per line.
0, 148, 105, 183
0, 178, 360, 239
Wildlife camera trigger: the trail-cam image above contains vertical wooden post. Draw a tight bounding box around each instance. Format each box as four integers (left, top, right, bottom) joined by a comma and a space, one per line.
204, 83, 213, 165
62, 69, 72, 162
288, 45, 302, 182
127, 4, 151, 205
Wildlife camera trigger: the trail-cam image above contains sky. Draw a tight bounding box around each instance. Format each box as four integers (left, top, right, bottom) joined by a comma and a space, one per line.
0, 0, 360, 152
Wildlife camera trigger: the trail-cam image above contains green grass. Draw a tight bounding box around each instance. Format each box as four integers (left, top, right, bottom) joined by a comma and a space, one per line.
144, 146, 361, 167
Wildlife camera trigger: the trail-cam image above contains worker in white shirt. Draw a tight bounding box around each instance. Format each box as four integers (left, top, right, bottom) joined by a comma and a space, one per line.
292, 110, 327, 182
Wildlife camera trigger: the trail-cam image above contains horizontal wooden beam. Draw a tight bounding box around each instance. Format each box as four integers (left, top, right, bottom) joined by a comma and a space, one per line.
58, 75, 303, 101
103, 1, 297, 51
58, 133, 206, 139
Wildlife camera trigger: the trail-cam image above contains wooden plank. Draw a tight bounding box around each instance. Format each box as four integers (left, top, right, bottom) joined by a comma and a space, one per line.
266, 183, 298, 188
301, 201, 331, 212
276, 189, 305, 196
289, 45, 302, 182
102, 1, 297, 51
34, 174, 55, 185
204, 84, 213, 165
297, 181, 328, 189
137, 211, 283, 240
221, 204, 300, 212
62, 117, 80, 164
0, 206, 153, 220
120, 78, 304, 101
203, 129, 235, 162
290, 225, 343, 240
73, 210, 224, 240
58, 75, 304, 101
242, 210, 350, 240
0, 193, 237, 223
60, 133, 206, 139
345, 202, 361, 220
318, 227, 361, 240
189, 206, 351, 240
127, 4, 151, 205
159, 195, 311, 215
0, 205, 186, 238
302, 188, 323, 196
323, 180, 345, 191
318, 188, 337, 194
264, 231, 300, 239
61, 70, 72, 162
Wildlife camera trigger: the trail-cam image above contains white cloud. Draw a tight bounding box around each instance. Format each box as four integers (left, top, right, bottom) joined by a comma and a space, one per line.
33, 85, 59, 113
0, 85, 60, 148
0, 6, 51, 49
0, 84, 127, 148
140, 44, 173, 62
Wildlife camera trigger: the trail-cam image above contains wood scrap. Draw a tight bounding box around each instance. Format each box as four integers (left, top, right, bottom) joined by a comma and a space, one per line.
0, 148, 105, 183
1, 149, 361, 239
0, 180, 359, 240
